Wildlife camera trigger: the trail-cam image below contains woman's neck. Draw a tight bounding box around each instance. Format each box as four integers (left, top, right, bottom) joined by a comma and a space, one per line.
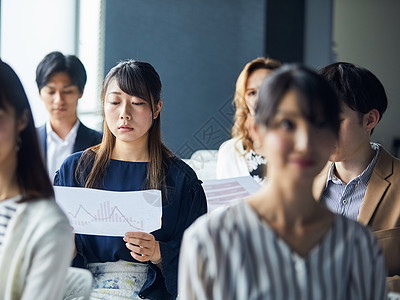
249, 178, 320, 228
0, 164, 20, 201
248, 175, 334, 258
112, 138, 150, 162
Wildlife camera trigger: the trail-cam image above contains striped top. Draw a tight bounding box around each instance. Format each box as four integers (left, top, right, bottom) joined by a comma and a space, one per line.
0, 196, 19, 258
179, 201, 387, 300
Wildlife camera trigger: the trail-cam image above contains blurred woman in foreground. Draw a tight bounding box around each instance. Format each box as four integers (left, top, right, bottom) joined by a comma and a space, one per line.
0, 59, 73, 299
179, 65, 387, 299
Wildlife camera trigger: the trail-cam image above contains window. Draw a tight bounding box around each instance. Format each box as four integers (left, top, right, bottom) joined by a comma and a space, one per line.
0, 0, 103, 131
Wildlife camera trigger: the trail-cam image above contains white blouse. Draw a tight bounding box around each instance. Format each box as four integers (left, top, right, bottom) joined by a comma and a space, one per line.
216, 138, 266, 183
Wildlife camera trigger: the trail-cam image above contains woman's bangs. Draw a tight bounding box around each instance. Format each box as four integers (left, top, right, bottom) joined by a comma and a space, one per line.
296, 88, 339, 133
117, 68, 150, 104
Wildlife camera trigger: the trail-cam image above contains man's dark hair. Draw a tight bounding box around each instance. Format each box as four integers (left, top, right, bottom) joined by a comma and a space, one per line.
36, 51, 87, 93
318, 62, 387, 124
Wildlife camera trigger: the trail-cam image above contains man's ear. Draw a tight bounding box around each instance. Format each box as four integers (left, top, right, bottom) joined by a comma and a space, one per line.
78, 88, 84, 99
17, 109, 29, 133
364, 109, 380, 134
154, 100, 162, 119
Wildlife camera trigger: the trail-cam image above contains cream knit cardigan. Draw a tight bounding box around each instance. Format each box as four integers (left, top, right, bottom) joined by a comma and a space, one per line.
0, 197, 73, 300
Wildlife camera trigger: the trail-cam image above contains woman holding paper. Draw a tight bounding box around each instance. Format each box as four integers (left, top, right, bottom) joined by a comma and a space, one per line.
0, 59, 73, 299
179, 65, 387, 299
55, 59, 207, 299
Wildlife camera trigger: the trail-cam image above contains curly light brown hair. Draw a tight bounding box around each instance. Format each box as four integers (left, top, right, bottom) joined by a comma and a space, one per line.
232, 57, 281, 153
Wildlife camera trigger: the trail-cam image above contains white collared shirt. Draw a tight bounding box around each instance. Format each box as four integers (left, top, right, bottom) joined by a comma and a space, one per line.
46, 120, 80, 180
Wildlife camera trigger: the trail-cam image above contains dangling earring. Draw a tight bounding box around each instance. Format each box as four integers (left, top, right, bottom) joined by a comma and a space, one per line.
15, 136, 22, 152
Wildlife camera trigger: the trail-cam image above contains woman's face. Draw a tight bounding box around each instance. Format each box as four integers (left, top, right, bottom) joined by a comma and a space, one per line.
104, 78, 161, 146
0, 103, 25, 168
256, 90, 336, 183
39, 72, 82, 122
245, 68, 271, 116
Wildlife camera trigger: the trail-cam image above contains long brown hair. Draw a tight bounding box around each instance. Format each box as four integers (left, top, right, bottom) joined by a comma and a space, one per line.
77, 60, 174, 189
232, 57, 281, 153
0, 59, 54, 201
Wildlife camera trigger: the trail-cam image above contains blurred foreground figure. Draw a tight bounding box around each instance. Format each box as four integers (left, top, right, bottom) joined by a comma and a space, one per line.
0, 59, 73, 299
179, 65, 387, 300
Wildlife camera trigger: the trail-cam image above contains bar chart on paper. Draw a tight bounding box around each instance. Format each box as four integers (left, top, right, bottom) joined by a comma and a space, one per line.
68, 201, 144, 230
54, 186, 162, 236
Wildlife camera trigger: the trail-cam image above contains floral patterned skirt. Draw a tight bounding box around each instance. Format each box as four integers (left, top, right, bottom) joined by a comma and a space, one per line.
88, 260, 149, 300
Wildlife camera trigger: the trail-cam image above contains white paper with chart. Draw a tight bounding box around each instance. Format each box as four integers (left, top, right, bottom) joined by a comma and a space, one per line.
203, 176, 261, 212
54, 186, 162, 236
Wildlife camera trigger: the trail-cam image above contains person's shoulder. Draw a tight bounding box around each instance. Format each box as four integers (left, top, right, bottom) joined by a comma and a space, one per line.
166, 156, 199, 182
78, 122, 102, 139
383, 146, 400, 167
28, 197, 59, 213
62, 151, 86, 167
183, 208, 222, 240
218, 138, 241, 151
375, 145, 400, 178
36, 123, 46, 131
334, 214, 377, 243
56, 149, 96, 186
24, 197, 70, 228
333, 215, 384, 273
36, 124, 46, 138
186, 202, 249, 238
57, 151, 87, 179
218, 138, 245, 161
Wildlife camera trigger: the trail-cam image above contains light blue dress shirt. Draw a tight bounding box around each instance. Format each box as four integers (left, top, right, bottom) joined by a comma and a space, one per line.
321, 143, 380, 220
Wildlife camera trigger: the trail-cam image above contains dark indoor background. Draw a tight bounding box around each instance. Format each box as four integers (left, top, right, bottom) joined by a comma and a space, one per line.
104, 0, 330, 158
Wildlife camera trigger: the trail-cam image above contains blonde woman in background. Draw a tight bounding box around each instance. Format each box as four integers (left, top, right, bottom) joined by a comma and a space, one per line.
216, 57, 281, 183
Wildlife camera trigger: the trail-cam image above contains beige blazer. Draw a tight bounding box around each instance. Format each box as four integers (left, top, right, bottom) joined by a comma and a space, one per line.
313, 146, 400, 292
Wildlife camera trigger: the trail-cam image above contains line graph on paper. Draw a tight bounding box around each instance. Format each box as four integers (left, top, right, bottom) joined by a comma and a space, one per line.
68, 201, 144, 231
54, 186, 162, 236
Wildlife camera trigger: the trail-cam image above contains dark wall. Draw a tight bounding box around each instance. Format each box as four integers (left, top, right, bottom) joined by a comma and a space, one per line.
104, 0, 266, 158
265, 0, 305, 63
